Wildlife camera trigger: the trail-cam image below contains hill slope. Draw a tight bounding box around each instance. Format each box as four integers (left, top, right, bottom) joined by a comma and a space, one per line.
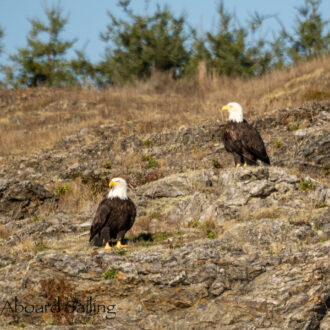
0, 58, 329, 328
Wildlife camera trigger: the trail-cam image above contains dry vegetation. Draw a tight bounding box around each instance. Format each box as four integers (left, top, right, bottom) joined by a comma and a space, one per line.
0, 55, 329, 156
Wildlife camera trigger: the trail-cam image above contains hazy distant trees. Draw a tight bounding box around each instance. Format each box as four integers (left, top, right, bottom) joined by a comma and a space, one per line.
0, 0, 329, 88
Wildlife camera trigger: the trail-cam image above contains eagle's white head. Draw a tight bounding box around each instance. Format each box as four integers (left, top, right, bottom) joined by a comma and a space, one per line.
107, 177, 128, 200
222, 102, 243, 123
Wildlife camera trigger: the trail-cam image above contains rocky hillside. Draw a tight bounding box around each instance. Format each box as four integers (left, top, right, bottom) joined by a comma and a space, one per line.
0, 100, 329, 329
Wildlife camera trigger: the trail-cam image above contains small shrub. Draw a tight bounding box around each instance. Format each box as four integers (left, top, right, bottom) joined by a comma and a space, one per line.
289, 124, 299, 131
212, 159, 221, 168
141, 154, 159, 168
315, 202, 327, 208
143, 140, 153, 147
55, 183, 71, 196
274, 140, 283, 148
299, 180, 315, 191
141, 154, 159, 169
206, 229, 217, 239
145, 159, 159, 169
31, 215, 41, 223
101, 269, 119, 280
141, 154, 152, 162
188, 219, 201, 228
103, 162, 112, 169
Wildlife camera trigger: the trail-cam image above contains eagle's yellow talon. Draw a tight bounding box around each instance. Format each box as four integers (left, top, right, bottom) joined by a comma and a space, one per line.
115, 241, 127, 249
236, 163, 241, 167
104, 242, 112, 250
243, 162, 247, 167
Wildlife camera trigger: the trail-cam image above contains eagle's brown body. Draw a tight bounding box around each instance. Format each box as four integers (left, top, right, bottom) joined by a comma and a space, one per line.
222, 120, 270, 166
89, 197, 136, 247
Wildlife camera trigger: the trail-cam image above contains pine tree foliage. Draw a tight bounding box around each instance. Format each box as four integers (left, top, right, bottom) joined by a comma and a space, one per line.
286, 0, 330, 62
189, 1, 272, 77
4, 4, 76, 87
99, 1, 190, 84
70, 48, 96, 87
0, 26, 4, 56
0, 0, 329, 88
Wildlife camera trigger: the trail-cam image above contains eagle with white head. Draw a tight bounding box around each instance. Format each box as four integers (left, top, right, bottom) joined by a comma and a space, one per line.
221, 102, 270, 167
90, 177, 136, 250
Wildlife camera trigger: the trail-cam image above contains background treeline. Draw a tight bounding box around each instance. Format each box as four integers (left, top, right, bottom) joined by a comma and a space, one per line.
0, 0, 329, 88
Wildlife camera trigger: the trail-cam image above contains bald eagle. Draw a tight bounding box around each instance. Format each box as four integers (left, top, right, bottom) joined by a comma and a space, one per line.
89, 178, 136, 250
221, 102, 270, 167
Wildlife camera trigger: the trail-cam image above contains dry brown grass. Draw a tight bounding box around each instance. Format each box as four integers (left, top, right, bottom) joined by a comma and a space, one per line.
0, 55, 329, 156
12, 237, 36, 253
0, 224, 11, 239
52, 178, 102, 213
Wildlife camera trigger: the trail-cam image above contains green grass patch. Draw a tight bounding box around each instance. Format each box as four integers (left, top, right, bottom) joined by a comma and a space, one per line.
102, 161, 112, 169
315, 201, 327, 208
153, 232, 173, 242
101, 269, 119, 280
55, 183, 71, 196
289, 124, 300, 131
143, 140, 153, 147
206, 229, 217, 239
31, 215, 42, 223
188, 219, 201, 228
34, 244, 51, 252
273, 140, 283, 148
113, 249, 129, 256
141, 154, 159, 169
299, 180, 315, 191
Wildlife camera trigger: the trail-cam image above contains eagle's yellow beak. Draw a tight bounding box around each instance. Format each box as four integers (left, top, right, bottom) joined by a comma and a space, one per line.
109, 181, 117, 187
222, 105, 230, 111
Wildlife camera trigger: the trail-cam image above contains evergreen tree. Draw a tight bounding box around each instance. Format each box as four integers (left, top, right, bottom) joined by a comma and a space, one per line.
0, 26, 5, 88
286, 0, 330, 62
100, 1, 190, 85
190, 1, 272, 77
0, 26, 4, 56
70, 48, 96, 87
4, 4, 76, 87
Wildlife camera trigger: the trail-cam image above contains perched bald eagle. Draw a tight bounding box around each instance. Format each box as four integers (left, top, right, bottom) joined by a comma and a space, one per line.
90, 178, 136, 250
221, 102, 270, 167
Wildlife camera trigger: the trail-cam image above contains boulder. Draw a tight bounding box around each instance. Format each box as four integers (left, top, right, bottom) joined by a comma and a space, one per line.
0, 179, 56, 219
